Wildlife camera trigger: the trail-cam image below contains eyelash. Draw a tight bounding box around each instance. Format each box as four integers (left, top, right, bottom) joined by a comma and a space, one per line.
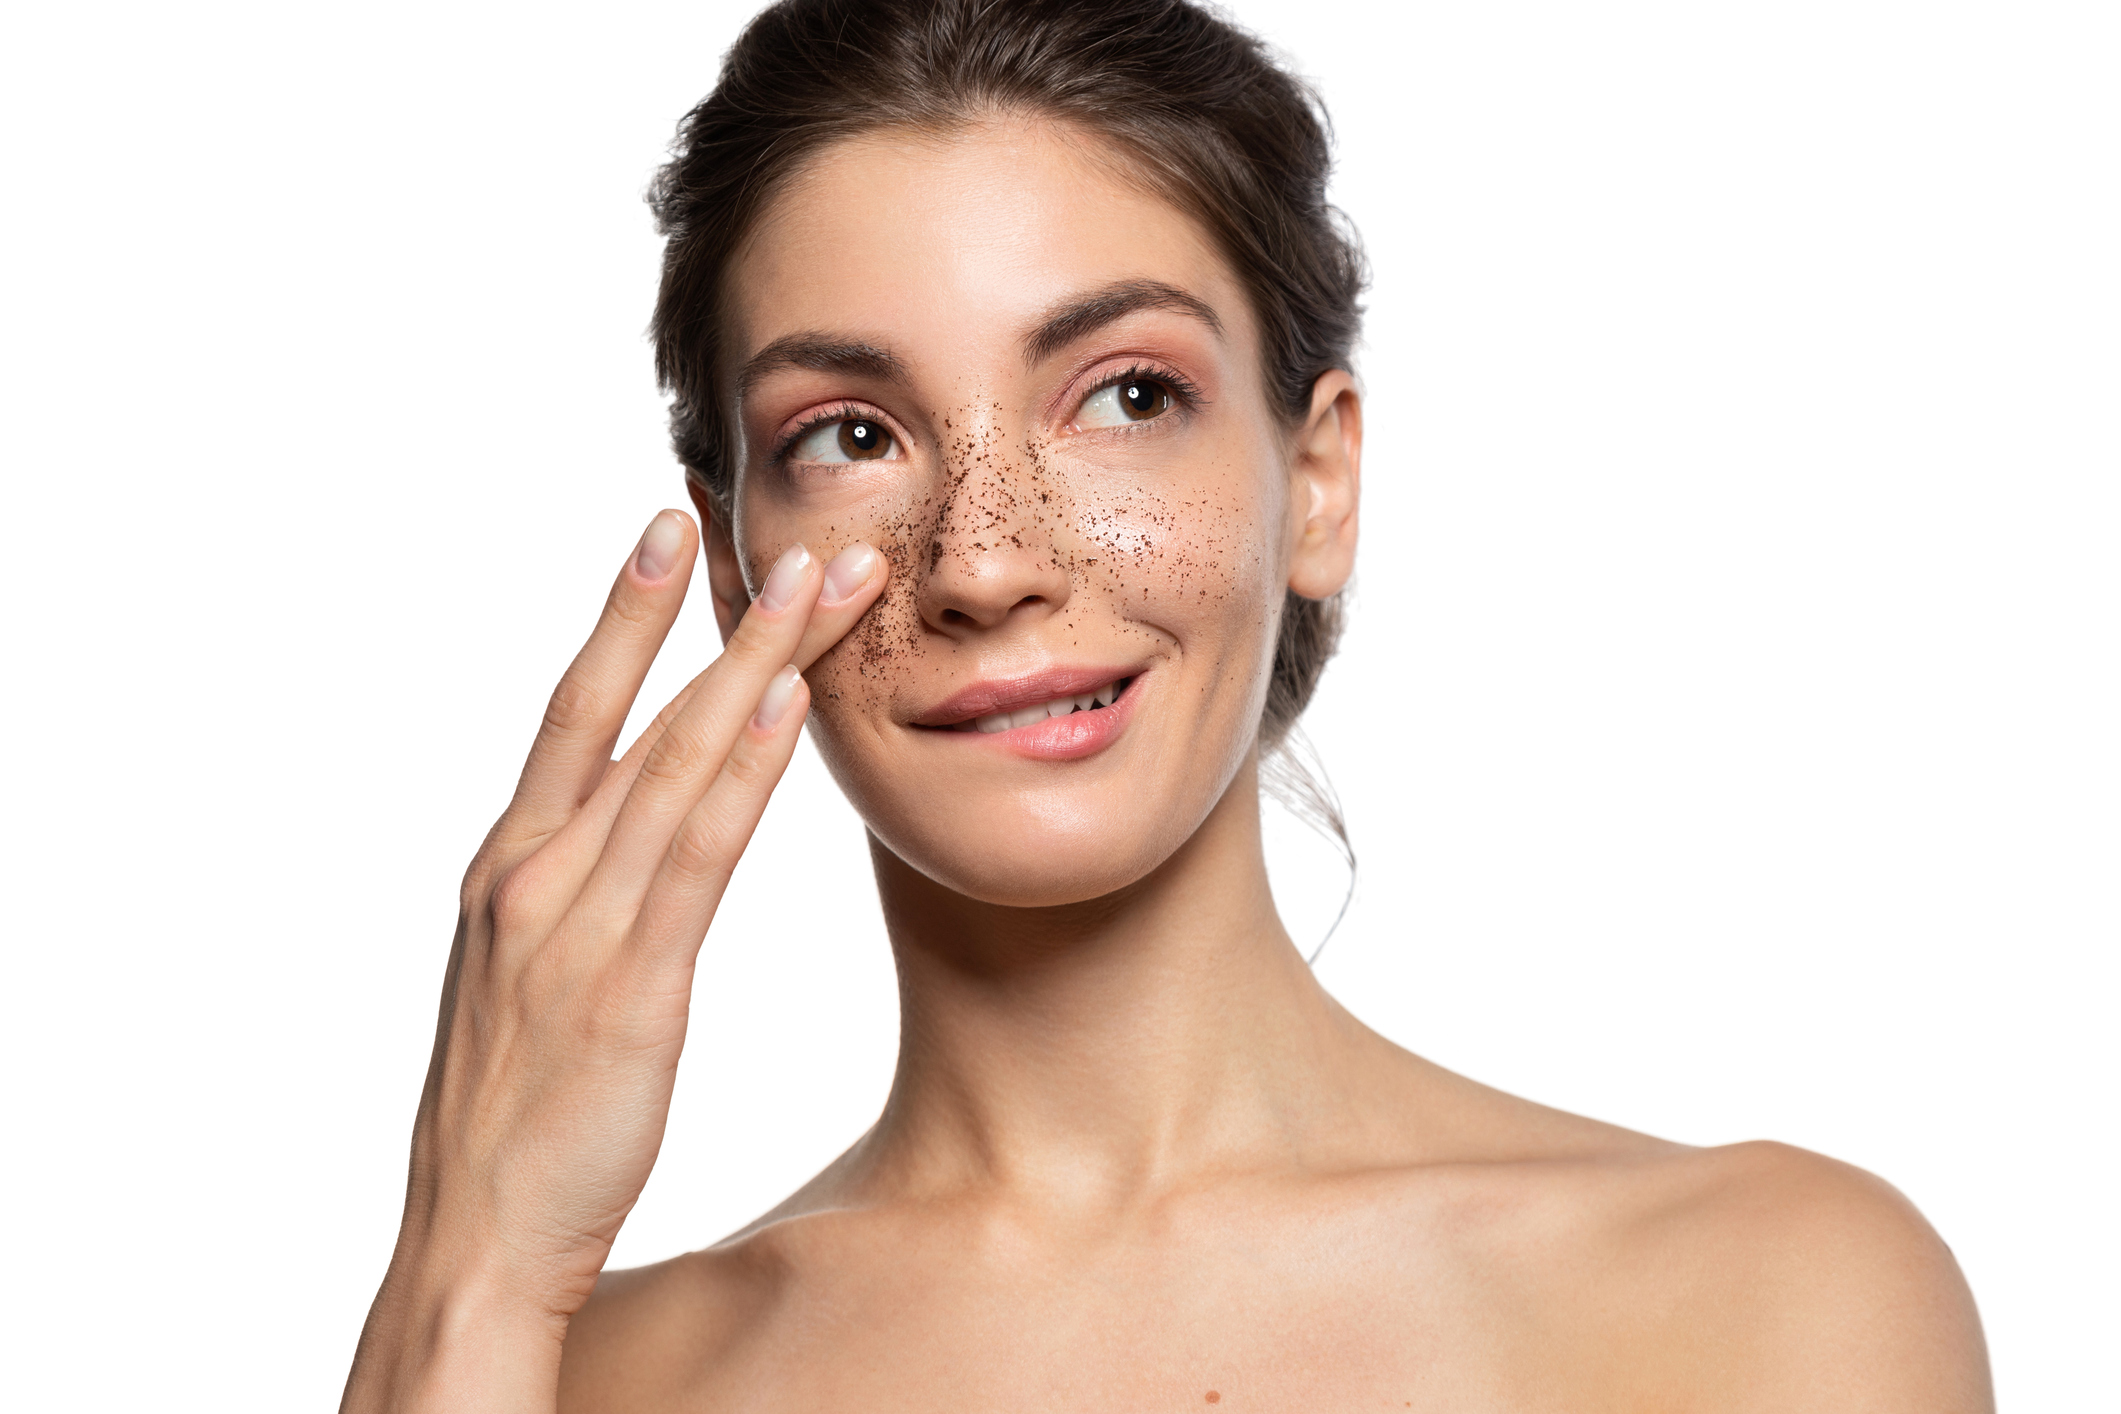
768, 362, 1204, 465
771, 401, 890, 465
1080, 363, 1204, 422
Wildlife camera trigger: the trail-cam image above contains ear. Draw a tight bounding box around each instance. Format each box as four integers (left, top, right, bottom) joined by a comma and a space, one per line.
685, 478, 751, 645
1287, 370, 1362, 600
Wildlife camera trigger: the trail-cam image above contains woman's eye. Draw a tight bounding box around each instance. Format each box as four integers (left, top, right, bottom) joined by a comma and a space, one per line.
1074, 376, 1175, 429
788, 417, 899, 463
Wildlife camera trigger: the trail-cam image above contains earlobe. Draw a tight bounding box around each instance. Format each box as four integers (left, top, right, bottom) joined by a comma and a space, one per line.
1287, 371, 1362, 601
684, 479, 750, 644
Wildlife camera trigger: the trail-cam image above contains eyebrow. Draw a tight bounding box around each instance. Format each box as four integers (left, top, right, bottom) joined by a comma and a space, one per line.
734, 334, 907, 404
1021, 279, 1225, 367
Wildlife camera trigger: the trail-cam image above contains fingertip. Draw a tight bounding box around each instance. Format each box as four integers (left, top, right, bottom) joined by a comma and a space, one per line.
750, 664, 807, 732
632, 509, 693, 585
819, 540, 884, 607
755, 543, 815, 614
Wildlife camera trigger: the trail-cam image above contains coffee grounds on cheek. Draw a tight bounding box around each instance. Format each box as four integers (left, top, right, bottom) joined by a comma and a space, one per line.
808, 403, 1263, 707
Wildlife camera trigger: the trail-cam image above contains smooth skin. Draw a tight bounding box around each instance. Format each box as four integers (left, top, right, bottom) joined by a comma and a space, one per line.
345, 117, 1990, 1412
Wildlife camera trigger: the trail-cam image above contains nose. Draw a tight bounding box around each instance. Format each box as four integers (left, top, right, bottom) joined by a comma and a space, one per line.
914, 442, 1072, 635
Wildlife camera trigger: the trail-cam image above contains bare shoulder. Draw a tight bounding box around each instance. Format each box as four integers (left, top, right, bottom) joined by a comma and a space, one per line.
1631, 1139, 1990, 1410
1500, 1135, 1995, 1412
1363, 1056, 1990, 1408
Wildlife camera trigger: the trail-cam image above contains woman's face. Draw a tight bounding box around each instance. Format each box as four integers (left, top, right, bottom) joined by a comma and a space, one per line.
705, 117, 1359, 908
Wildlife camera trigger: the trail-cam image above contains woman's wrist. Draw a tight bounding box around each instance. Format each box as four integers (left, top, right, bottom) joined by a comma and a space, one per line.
342, 1241, 574, 1414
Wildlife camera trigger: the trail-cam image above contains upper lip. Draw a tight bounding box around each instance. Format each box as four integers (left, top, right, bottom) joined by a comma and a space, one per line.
911, 665, 1145, 727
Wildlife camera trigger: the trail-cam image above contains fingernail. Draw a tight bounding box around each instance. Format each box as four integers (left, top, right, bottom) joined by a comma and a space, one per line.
634, 510, 685, 582
819, 542, 879, 606
752, 665, 803, 731
756, 544, 812, 614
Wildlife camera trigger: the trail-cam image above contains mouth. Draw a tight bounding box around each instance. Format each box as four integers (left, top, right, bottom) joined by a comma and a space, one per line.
941, 676, 1133, 734
911, 666, 1145, 732
910, 668, 1144, 762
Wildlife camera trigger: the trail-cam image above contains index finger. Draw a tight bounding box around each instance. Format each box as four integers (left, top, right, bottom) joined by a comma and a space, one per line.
786, 540, 890, 671
498, 509, 697, 847
573, 541, 839, 909
535, 537, 892, 886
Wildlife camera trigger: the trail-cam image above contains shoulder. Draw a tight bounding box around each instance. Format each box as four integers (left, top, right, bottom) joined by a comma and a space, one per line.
1549, 1139, 1993, 1411
1356, 1054, 1989, 1408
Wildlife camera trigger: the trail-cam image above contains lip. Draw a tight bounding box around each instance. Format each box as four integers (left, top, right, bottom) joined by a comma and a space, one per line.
912, 665, 1147, 727
911, 666, 1147, 763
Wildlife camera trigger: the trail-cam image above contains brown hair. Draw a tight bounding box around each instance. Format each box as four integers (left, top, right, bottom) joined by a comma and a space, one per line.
647, 0, 1364, 750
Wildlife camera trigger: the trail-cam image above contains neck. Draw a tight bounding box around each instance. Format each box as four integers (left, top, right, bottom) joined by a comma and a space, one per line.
857, 754, 1374, 1209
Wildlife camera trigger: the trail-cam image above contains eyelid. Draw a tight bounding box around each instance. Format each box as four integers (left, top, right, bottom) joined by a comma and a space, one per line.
1063, 361, 1203, 430
770, 401, 904, 464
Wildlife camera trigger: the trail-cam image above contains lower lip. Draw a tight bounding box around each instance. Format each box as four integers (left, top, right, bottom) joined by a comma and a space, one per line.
936, 679, 1142, 761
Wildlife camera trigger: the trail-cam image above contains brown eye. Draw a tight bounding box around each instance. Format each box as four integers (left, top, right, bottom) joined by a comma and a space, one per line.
838, 419, 888, 459
1076, 376, 1177, 429
1120, 379, 1170, 420
789, 415, 900, 464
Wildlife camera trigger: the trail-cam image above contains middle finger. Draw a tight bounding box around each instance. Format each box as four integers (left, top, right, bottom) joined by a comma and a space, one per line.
573, 541, 884, 909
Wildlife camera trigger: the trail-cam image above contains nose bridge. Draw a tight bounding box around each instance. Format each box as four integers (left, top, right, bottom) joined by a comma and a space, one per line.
916, 405, 1071, 631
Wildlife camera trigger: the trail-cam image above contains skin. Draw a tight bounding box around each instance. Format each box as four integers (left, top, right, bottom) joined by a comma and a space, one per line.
343, 117, 1992, 1412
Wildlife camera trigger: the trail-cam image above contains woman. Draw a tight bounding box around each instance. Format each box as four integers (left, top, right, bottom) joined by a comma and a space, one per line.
345, 1, 1990, 1408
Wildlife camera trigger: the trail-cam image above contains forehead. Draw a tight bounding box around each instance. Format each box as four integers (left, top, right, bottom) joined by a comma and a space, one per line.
726, 117, 1249, 371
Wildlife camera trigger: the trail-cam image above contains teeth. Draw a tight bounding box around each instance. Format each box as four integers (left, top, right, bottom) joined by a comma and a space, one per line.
967, 678, 1128, 734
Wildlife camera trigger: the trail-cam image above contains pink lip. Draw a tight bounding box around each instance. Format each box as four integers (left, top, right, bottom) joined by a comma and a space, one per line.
914, 665, 1145, 726
911, 667, 1145, 762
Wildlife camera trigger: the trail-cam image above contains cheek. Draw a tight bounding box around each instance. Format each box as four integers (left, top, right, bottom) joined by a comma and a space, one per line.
747, 487, 941, 719
1057, 455, 1283, 647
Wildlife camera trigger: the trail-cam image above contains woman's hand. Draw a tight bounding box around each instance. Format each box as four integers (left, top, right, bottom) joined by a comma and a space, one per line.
343, 510, 885, 1414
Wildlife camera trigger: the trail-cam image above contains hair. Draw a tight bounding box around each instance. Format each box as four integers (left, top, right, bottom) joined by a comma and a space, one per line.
647, 0, 1364, 752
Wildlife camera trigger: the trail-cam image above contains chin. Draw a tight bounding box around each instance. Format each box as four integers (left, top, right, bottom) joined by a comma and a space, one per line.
807, 707, 1246, 910
873, 807, 1184, 908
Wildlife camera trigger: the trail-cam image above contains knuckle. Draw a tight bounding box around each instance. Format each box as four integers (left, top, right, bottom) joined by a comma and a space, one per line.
665, 813, 732, 884
652, 680, 700, 729
457, 829, 521, 913
487, 858, 554, 936
718, 743, 772, 793
638, 722, 711, 790
605, 587, 662, 633
540, 673, 606, 740
458, 857, 498, 915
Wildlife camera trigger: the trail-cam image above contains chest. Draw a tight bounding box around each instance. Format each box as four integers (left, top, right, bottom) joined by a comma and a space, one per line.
688, 1229, 1650, 1413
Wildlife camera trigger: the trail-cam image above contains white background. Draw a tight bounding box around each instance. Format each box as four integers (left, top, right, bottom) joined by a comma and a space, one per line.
3, 1, 2113, 1407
